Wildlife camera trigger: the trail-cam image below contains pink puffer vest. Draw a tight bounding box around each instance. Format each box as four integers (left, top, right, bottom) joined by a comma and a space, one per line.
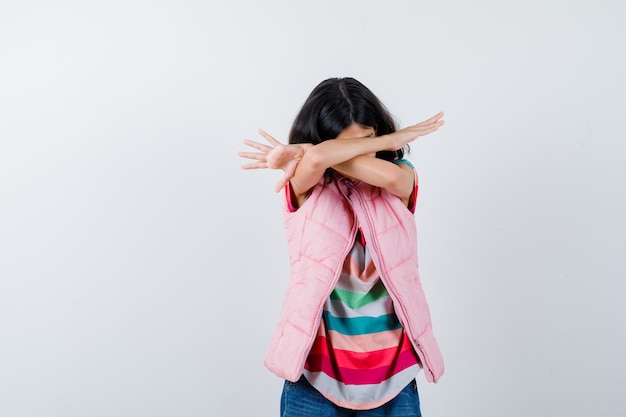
264, 173, 444, 383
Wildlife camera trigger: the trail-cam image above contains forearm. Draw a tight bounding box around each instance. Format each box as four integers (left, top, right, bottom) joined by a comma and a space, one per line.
333, 156, 415, 200
303, 136, 395, 171
290, 136, 396, 195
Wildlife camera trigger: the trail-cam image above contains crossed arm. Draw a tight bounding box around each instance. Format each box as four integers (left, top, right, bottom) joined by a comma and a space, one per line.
238, 112, 444, 206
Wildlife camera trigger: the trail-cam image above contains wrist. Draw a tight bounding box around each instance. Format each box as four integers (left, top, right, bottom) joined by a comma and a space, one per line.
383, 133, 397, 151
296, 143, 312, 160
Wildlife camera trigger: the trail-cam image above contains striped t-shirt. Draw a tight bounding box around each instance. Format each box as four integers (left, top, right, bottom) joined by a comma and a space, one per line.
300, 160, 421, 410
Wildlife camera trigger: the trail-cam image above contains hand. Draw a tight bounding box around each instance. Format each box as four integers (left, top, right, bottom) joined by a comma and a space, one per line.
388, 111, 445, 150
238, 129, 307, 192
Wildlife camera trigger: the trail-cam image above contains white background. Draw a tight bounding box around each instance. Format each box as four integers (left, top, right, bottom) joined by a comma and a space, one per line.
1, 1, 625, 416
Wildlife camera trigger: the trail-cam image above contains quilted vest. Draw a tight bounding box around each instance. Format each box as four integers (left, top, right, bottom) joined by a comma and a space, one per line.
264, 173, 445, 383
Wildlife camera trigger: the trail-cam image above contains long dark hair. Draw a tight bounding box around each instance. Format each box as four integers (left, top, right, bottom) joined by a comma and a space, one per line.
288, 77, 406, 161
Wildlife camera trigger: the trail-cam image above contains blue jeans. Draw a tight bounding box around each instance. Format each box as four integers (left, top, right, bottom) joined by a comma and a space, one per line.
280, 376, 422, 417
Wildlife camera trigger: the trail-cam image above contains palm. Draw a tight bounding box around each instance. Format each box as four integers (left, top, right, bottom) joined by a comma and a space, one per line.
238, 130, 305, 192
264, 142, 297, 168
391, 111, 445, 149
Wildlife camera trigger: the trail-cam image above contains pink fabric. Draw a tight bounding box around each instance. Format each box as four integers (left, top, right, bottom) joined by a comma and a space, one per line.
265, 170, 444, 384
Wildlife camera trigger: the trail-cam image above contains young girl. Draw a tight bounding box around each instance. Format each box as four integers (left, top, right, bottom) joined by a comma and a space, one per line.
239, 77, 444, 416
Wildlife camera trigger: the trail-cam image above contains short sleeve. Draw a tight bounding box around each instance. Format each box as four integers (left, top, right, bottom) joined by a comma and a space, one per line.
394, 159, 418, 213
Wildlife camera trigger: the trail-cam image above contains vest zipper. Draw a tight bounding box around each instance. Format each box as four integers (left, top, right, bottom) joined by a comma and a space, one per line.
348, 184, 433, 377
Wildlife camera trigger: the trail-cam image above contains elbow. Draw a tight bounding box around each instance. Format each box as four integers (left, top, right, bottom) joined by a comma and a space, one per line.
384, 169, 413, 200
384, 168, 403, 189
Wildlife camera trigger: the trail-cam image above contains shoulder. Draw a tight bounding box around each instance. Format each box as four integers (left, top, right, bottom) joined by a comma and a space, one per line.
394, 158, 415, 169
394, 158, 418, 185
393, 159, 418, 212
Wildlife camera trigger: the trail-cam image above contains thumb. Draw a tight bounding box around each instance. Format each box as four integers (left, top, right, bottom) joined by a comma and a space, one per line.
275, 175, 289, 193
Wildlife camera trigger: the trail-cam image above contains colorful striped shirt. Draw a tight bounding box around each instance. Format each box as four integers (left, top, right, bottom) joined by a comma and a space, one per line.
300, 159, 421, 410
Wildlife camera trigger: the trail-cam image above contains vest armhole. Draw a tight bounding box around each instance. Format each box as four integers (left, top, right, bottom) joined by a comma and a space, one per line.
285, 181, 314, 212
395, 159, 419, 213
284, 182, 299, 212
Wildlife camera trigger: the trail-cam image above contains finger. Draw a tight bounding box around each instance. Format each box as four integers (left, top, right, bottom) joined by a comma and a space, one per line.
401, 121, 443, 140
427, 111, 444, 122
238, 151, 267, 161
417, 112, 444, 126
274, 174, 289, 193
411, 115, 444, 131
241, 161, 269, 170
425, 118, 445, 129
415, 120, 445, 136
425, 117, 444, 128
258, 129, 282, 147
242, 139, 273, 152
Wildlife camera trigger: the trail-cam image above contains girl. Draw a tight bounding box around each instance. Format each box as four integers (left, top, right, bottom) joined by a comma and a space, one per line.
239, 77, 444, 416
